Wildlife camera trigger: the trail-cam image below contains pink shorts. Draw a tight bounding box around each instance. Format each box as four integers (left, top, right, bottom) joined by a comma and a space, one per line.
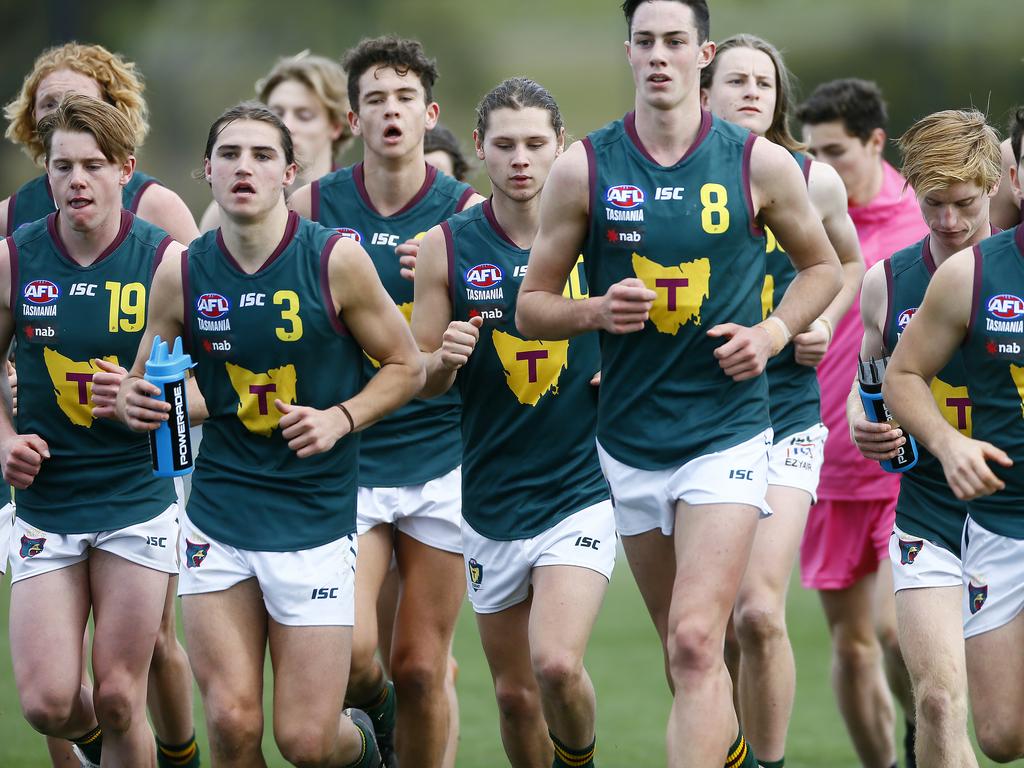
800, 497, 895, 590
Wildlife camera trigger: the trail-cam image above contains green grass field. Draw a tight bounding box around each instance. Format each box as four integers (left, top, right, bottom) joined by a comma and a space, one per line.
0, 557, 1012, 766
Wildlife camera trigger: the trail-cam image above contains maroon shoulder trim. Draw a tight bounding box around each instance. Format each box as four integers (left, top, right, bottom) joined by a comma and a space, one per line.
441, 220, 457, 311
922, 237, 937, 276
319, 234, 349, 337
181, 249, 193, 354
882, 257, 895, 352
482, 199, 519, 249
456, 186, 477, 212
742, 132, 765, 238
964, 244, 983, 346
5, 194, 16, 237
1016, 223, 1024, 257
991, 223, 1003, 236
311, 179, 321, 223
7, 237, 19, 312
129, 179, 158, 214
582, 137, 596, 232
153, 235, 173, 278
801, 155, 813, 184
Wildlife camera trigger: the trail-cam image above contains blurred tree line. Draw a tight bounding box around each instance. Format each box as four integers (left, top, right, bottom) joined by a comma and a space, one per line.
1, 0, 1020, 212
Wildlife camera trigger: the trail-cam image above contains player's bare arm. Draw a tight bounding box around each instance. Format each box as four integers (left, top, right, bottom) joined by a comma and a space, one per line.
884, 249, 1012, 499
0, 239, 50, 488
410, 224, 481, 398
287, 181, 313, 218
396, 193, 484, 281
793, 161, 865, 366
197, 200, 220, 233
517, 142, 655, 339
0, 197, 9, 237
846, 260, 905, 461
135, 184, 200, 244
116, 245, 187, 431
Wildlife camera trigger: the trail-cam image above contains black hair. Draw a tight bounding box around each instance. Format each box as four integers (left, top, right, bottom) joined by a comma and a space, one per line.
203, 100, 295, 167
343, 36, 438, 112
796, 78, 888, 142
1010, 106, 1024, 165
424, 123, 470, 181
475, 77, 564, 140
621, 0, 710, 43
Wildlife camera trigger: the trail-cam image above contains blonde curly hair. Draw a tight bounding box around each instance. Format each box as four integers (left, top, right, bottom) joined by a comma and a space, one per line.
4, 42, 149, 166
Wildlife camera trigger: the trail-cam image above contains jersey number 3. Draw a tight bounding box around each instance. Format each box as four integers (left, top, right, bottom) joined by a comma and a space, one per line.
274, 290, 303, 342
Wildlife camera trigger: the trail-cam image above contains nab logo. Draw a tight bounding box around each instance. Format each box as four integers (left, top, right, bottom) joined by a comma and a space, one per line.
24, 280, 60, 305
897, 308, 917, 329
310, 587, 339, 600
69, 282, 97, 297
335, 227, 363, 243
25, 325, 56, 339
605, 184, 645, 209
998, 342, 1021, 355
202, 339, 232, 353
655, 186, 686, 201
469, 308, 503, 320
465, 263, 504, 289
197, 293, 231, 319
371, 232, 400, 247
987, 294, 1024, 320
574, 536, 601, 550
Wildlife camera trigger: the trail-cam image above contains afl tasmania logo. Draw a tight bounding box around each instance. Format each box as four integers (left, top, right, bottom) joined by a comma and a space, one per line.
23, 280, 59, 305
465, 263, 503, 289
605, 185, 646, 209
335, 227, 363, 243
987, 294, 1024, 320
897, 308, 917, 329
196, 293, 231, 319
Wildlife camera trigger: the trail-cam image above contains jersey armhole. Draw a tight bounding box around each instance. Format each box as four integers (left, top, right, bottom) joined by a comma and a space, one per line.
441, 221, 456, 312
456, 186, 477, 212
582, 137, 596, 232
319, 234, 350, 337
881, 258, 894, 352
128, 179, 158, 214
310, 179, 321, 223
153, 235, 173, 278
801, 155, 813, 185
180, 249, 192, 354
7, 236, 19, 312
5, 194, 16, 238
963, 245, 983, 346
742, 132, 765, 238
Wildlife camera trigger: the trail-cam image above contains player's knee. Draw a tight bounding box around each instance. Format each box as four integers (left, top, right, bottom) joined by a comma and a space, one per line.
975, 719, 1024, 763
493, 678, 540, 724
276, 722, 336, 768
832, 628, 879, 669
391, 647, 444, 700
348, 634, 380, 687
92, 675, 138, 733
875, 621, 901, 657
206, 697, 263, 750
531, 649, 583, 697
667, 617, 719, 679
734, 599, 787, 649
915, 681, 963, 730
20, 689, 78, 735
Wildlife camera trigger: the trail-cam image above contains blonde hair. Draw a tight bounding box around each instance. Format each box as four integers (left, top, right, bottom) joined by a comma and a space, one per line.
898, 109, 1002, 196
38, 93, 136, 166
256, 50, 353, 157
4, 42, 148, 166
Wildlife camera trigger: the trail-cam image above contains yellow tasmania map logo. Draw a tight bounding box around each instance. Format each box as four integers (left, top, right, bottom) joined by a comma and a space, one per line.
761, 274, 775, 321
225, 362, 298, 437
366, 301, 413, 369
492, 331, 569, 406
930, 377, 971, 436
632, 253, 711, 335
1010, 364, 1024, 420
43, 348, 118, 427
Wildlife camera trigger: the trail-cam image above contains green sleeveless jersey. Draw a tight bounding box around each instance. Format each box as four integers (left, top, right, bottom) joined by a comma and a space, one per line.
10, 211, 175, 532
582, 112, 770, 469
883, 237, 970, 554
962, 225, 1024, 538
6, 171, 162, 236
445, 200, 608, 540
185, 212, 364, 551
762, 151, 821, 439
312, 163, 475, 486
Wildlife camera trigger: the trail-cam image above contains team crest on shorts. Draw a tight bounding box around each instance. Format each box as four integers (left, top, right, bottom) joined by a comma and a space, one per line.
968, 581, 988, 614
185, 539, 210, 569
19, 535, 45, 559
898, 539, 924, 565
468, 558, 484, 591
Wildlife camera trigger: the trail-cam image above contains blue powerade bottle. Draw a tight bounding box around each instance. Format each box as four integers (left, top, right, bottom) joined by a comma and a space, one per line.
145, 335, 195, 477
858, 356, 919, 473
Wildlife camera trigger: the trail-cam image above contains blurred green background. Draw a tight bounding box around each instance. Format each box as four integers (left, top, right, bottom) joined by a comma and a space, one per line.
1, 0, 1021, 210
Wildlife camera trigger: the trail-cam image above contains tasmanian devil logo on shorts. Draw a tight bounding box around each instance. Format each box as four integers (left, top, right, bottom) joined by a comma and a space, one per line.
468, 558, 484, 591
898, 538, 924, 565
19, 535, 45, 558
968, 581, 988, 614
185, 539, 210, 569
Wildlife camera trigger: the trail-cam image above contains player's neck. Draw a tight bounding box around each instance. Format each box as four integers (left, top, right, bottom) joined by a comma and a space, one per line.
633, 93, 704, 166
490, 189, 540, 250
848, 161, 885, 207
55, 209, 123, 266
219, 203, 291, 273
361, 149, 427, 216
293, 150, 334, 191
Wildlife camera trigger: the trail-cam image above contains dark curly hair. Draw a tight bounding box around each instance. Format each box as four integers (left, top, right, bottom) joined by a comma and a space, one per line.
1010, 106, 1024, 166
424, 123, 470, 181
343, 36, 438, 112
796, 78, 888, 142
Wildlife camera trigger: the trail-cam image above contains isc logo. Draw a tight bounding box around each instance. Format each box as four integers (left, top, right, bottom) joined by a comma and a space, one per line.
574, 536, 600, 550
605, 185, 645, 209
24, 280, 60, 305
310, 587, 339, 600
729, 469, 754, 481
987, 294, 1024, 320
465, 264, 504, 288
197, 293, 231, 319
897, 308, 917, 329
371, 232, 400, 247
146, 536, 167, 547
240, 292, 265, 307
335, 228, 363, 243
70, 283, 97, 296
513, 265, 528, 278
655, 186, 685, 201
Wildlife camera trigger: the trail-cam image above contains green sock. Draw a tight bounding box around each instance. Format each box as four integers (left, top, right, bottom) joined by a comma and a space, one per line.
551, 731, 595, 768
759, 759, 784, 768
343, 711, 382, 768
156, 732, 201, 767
357, 680, 395, 735
72, 725, 103, 764
725, 732, 758, 768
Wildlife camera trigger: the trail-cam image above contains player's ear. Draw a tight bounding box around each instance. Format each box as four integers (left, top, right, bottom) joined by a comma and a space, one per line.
698, 40, 716, 70
120, 155, 137, 188
555, 128, 566, 155
1011, 164, 1021, 201
473, 129, 484, 160
866, 127, 886, 155
424, 102, 440, 132
203, 157, 212, 184
348, 109, 361, 137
